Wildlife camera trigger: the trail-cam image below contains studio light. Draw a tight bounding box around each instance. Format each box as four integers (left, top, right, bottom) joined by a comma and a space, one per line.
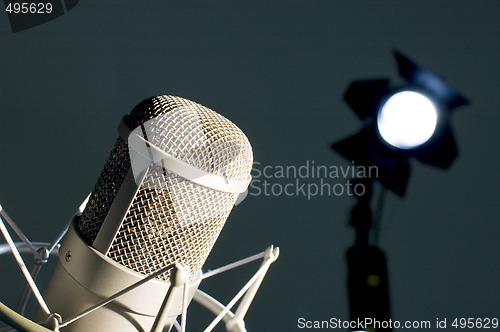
377, 90, 438, 150
332, 51, 469, 196
333, 52, 470, 332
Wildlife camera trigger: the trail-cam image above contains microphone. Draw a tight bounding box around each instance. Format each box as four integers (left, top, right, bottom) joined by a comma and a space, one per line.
35, 95, 253, 331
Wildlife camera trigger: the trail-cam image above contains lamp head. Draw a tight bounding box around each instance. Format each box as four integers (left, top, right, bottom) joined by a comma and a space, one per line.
333, 51, 469, 197
376, 90, 439, 150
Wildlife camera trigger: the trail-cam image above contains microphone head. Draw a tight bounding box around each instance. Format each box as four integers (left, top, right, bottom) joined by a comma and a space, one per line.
77, 95, 253, 280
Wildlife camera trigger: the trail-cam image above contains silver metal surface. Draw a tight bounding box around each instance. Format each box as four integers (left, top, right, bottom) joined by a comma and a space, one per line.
78, 95, 253, 281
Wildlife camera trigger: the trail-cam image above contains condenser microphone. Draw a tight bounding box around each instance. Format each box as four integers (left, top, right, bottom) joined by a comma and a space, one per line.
35, 95, 253, 331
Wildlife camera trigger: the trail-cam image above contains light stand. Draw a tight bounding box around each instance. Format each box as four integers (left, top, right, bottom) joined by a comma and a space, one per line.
332, 51, 469, 332
346, 179, 391, 332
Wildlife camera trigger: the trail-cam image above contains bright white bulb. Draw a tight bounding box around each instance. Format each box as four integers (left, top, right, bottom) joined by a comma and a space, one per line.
377, 91, 438, 149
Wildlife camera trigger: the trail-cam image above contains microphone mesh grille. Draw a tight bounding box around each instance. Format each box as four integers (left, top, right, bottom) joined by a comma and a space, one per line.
77, 139, 130, 245
106, 167, 237, 281
79, 96, 252, 280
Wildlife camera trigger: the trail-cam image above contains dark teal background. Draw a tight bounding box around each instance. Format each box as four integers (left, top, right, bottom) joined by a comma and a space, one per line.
1, 1, 499, 331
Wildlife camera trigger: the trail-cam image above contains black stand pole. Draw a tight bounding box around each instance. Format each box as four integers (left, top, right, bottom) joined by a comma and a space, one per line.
346, 179, 391, 332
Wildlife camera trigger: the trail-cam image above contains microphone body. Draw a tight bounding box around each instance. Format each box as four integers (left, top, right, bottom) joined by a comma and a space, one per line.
40, 223, 201, 331
35, 95, 253, 331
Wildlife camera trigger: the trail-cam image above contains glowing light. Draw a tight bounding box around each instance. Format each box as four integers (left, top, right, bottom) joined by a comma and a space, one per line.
377, 91, 438, 149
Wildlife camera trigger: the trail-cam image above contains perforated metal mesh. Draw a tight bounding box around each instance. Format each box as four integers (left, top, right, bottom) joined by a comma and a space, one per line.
78, 95, 253, 281
77, 139, 130, 245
